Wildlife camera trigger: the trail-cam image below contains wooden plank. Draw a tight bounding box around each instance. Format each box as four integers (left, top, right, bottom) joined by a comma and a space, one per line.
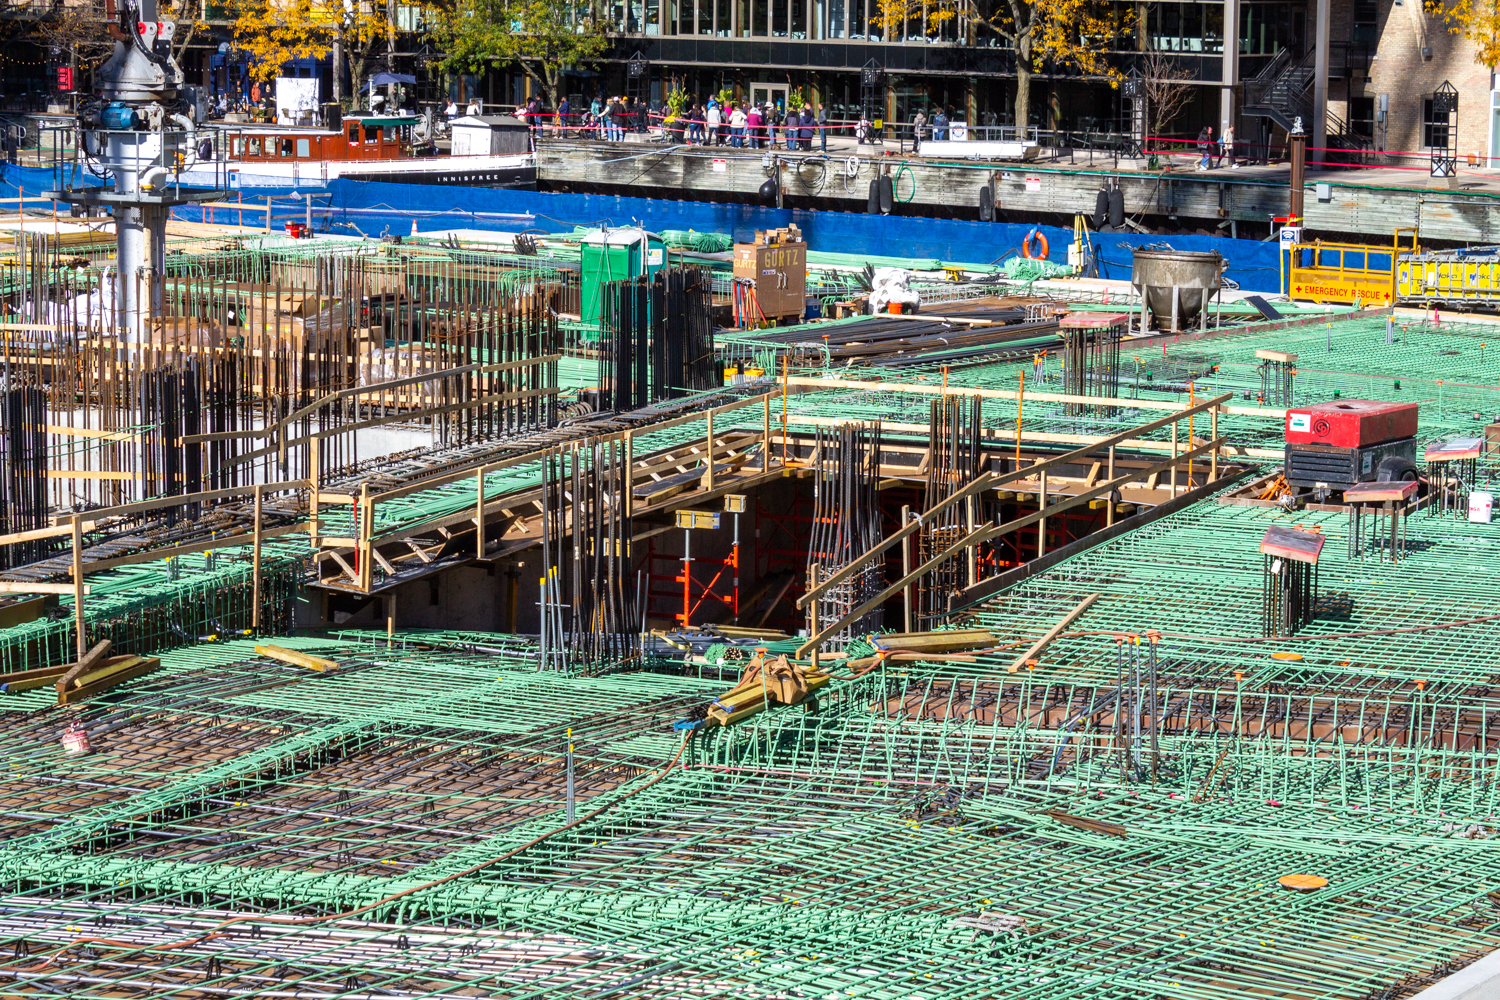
1008, 594, 1102, 672
0, 582, 91, 595
255, 644, 339, 672
0, 662, 71, 693
56, 639, 112, 695
59, 657, 161, 704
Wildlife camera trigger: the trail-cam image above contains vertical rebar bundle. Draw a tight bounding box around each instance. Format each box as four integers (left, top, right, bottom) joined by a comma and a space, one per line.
1257, 357, 1295, 407
0, 242, 563, 519
806, 421, 885, 641
0, 386, 51, 569
600, 266, 715, 412
1262, 554, 1317, 636
917, 396, 983, 627
567, 438, 640, 667
537, 449, 569, 671
600, 276, 651, 412
1062, 326, 1121, 416
656, 266, 717, 399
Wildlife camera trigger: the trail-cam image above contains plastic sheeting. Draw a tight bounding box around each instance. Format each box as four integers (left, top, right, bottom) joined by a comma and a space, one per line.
0, 162, 1286, 291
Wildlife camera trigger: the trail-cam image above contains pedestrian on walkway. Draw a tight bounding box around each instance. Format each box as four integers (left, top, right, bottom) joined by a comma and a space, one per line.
730, 103, 746, 147
818, 103, 829, 152
1196, 126, 1214, 170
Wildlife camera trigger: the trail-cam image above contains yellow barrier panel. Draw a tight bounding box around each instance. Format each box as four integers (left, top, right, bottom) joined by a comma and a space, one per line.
1288, 240, 1396, 306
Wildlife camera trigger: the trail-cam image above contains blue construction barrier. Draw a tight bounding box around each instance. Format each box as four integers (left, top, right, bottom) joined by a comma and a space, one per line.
1, 162, 1284, 292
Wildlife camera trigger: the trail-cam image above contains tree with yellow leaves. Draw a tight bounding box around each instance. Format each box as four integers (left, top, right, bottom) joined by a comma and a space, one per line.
432, 0, 609, 111
1426, 0, 1500, 66
229, 0, 394, 108
888, 0, 1126, 130
337, 1, 399, 110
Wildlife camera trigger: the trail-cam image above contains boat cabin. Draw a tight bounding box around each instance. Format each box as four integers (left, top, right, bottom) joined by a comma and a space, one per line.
227, 116, 419, 163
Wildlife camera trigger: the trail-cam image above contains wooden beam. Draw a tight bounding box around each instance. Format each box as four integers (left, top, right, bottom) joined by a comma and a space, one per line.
796, 471, 996, 610
785, 376, 1282, 419
1008, 594, 1102, 672
0, 581, 92, 595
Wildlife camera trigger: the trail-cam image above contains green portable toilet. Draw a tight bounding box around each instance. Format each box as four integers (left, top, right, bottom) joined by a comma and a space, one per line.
579, 227, 668, 327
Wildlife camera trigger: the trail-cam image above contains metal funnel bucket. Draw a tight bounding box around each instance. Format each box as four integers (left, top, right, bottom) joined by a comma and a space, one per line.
1130, 249, 1223, 332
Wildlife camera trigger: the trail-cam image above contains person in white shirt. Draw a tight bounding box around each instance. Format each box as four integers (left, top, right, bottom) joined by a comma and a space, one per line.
444, 100, 458, 118
706, 103, 722, 146
728, 104, 747, 148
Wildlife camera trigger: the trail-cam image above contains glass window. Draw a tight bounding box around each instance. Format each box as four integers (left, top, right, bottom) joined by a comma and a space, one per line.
347, 124, 359, 145
231, 137, 243, 156
280, 137, 294, 156
645, 0, 659, 32
828, 0, 844, 38
790, 0, 805, 37
1240, 3, 1304, 55
752, 0, 767, 34
1348, 96, 1374, 138
247, 137, 262, 156
1352, 0, 1377, 44
296, 138, 311, 157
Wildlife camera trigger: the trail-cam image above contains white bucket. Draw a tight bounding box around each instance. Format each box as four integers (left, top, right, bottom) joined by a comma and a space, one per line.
1469, 491, 1494, 523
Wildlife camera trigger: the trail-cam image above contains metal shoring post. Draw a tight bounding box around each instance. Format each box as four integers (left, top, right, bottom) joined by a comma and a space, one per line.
1131, 635, 1143, 780
901, 504, 913, 632
1387, 498, 1399, 562
681, 524, 692, 628
386, 593, 395, 648
1148, 631, 1160, 781
1349, 501, 1361, 561
566, 726, 576, 822
732, 508, 741, 619
1114, 639, 1127, 781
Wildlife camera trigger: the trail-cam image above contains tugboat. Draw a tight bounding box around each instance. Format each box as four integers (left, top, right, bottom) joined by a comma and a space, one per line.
181, 112, 536, 190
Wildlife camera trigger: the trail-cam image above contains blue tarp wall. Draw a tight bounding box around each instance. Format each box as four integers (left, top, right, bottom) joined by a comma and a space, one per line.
2, 163, 1285, 292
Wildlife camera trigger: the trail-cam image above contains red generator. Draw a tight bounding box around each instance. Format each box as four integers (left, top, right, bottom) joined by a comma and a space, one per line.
1283, 399, 1418, 491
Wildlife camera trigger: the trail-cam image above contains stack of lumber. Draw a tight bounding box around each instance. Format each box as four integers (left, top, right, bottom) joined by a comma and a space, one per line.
705, 653, 831, 727
844, 628, 999, 669
0, 640, 161, 704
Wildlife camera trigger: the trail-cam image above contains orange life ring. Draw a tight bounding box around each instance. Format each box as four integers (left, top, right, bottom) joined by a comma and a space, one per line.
1021, 229, 1049, 260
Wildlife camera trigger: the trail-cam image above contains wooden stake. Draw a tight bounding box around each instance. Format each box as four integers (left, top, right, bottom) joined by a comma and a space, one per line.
705, 411, 715, 492
1106, 445, 1116, 527
475, 464, 487, 558
900, 504, 913, 632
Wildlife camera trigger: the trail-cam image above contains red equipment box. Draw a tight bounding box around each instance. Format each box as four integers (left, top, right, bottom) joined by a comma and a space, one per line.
1284, 399, 1418, 448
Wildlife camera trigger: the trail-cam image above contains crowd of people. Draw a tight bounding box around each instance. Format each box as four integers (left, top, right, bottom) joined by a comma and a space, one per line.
438, 92, 966, 151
